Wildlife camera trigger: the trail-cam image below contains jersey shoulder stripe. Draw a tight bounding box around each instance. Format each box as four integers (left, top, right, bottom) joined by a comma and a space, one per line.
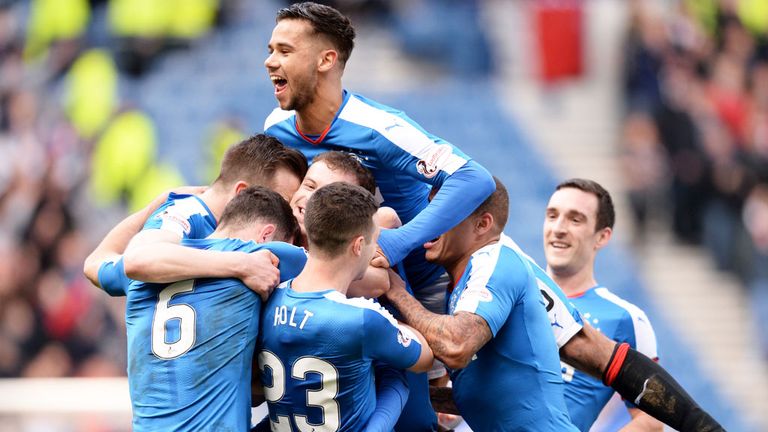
322, 291, 399, 327
593, 287, 658, 358
264, 107, 295, 130
454, 241, 504, 314
338, 95, 468, 175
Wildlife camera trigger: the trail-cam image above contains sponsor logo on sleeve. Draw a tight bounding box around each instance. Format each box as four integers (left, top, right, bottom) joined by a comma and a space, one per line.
416, 144, 453, 179
160, 210, 192, 234
459, 287, 493, 304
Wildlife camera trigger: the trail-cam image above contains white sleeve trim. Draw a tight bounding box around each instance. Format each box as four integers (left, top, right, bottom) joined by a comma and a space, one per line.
264, 108, 295, 131
323, 291, 399, 326
453, 244, 501, 315
338, 96, 469, 176
154, 197, 209, 237
594, 287, 658, 358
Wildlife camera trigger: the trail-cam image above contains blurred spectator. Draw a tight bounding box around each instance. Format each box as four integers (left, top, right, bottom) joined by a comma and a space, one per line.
64, 49, 119, 140
88, 108, 158, 207
619, 112, 669, 245
620, 0, 768, 355
203, 117, 245, 183
24, 0, 90, 75
107, 0, 219, 76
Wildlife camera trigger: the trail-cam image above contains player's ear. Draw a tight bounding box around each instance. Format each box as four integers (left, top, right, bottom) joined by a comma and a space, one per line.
475, 213, 494, 235
234, 181, 249, 194
318, 49, 337, 72
259, 224, 277, 243
351, 235, 364, 257
594, 227, 612, 250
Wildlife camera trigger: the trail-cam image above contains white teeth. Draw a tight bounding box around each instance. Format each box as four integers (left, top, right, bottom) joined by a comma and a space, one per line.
551, 242, 569, 249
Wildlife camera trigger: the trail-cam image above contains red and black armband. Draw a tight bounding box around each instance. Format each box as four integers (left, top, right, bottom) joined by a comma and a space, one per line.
602, 343, 725, 432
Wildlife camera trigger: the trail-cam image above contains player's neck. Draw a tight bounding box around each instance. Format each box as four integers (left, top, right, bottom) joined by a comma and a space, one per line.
295, 83, 343, 135
291, 256, 356, 295
199, 188, 225, 222
549, 267, 597, 297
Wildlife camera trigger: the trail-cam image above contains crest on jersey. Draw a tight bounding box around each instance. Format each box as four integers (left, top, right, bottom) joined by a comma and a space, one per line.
416, 144, 453, 179
397, 329, 412, 347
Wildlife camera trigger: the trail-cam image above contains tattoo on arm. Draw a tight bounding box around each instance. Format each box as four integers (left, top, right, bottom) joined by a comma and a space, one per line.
387, 288, 492, 365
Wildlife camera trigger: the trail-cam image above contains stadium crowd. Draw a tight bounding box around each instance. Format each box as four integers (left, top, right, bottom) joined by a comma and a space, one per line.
0, 0, 231, 379
0, 0, 750, 431
619, 0, 768, 357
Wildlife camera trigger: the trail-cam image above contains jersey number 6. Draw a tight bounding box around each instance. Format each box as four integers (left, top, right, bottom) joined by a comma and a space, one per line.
152, 280, 196, 360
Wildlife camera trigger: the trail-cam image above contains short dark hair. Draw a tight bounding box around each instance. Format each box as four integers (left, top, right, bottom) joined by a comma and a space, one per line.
218, 186, 299, 242
276, 2, 356, 65
472, 177, 507, 232
304, 182, 377, 257
555, 178, 615, 231
215, 134, 308, 189
314, 151, 376, 194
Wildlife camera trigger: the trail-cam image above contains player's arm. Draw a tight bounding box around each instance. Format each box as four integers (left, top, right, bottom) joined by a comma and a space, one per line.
561, 325, 724, 432
83, 187, 202, 291
123, 243, 280, 300
373, 135, 495, 267
384, 269, 492, 370
620, 408, 663, 431
364, 364, 410, 432
617, 308, 663, 431
349, 206, 403, 298
362, 298, 434, 373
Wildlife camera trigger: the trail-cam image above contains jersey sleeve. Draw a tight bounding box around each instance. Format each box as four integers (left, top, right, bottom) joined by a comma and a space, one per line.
364, 362, 409, 432
361, 307, 423, 370
453, 252, 525, 336
368, 115, 495, 266
377, 160, 495, 266
530, 264, 584, 348
260, 242, 308, 282
97, 257, 129, 297
143, 194, 215, 239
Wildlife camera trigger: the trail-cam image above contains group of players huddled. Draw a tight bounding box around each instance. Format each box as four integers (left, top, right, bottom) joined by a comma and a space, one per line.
82, 3, 725, 431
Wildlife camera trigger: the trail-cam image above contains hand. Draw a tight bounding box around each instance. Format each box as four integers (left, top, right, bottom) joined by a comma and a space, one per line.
146, 185, 208, 215
373, 207, 402, 229
370, 246, 391, 269
385, 268, 407, 298
239, 250, 280, 301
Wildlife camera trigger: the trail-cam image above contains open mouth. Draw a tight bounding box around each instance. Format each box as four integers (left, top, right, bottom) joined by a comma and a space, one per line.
423, 237, 440, 249
549, 241, 570, 250
270, 75, 288, 94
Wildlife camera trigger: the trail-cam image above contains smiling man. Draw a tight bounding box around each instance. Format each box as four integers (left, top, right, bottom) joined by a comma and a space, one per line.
544, 179, 662, 431
262, 2, 495, 312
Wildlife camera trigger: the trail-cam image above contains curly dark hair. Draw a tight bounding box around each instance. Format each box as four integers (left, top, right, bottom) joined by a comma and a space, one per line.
276, 2, 356, 65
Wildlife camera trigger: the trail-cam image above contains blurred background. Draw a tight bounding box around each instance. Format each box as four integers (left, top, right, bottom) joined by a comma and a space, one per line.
0, 0, 766, 430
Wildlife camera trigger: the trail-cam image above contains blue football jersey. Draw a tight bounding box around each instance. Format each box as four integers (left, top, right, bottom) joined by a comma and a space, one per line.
503, 235, 584, 347
126, 238, 307, 432
143, 192, 218, 238
447, 235, 578, 431
561, 286, 658, 431
98, 192, 218, 296
264, 91, 491, 290
258, 282, 424, 431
